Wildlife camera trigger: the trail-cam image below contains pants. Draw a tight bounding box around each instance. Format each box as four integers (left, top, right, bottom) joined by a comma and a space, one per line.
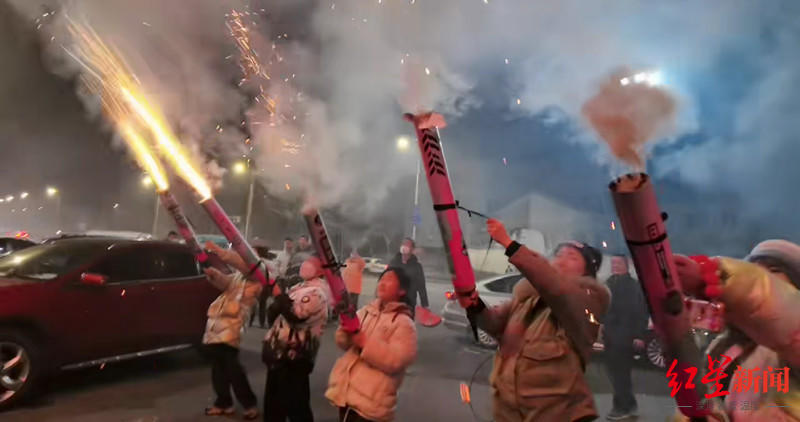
493, 391, 597, 422
605, 339, 637, 412
264, 360, 314, 422
349, 292, 360, 309
250, 288, 270, 328
205, 343, 258, 409
339, 407, 374, 422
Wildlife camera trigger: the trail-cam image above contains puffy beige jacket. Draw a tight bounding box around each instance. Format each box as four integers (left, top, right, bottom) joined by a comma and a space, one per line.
478, 244, 610, 422
671, 258, 800, 422
202, 271, 262, 348
325, 300, 417, 422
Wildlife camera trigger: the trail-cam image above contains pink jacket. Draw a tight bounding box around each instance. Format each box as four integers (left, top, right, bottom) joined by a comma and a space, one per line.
325, 300, 417, 422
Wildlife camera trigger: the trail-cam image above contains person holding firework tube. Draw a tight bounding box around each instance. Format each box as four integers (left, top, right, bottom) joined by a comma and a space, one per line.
201, 242, 263, 420
325, 266, 418, 422
458, 218, 610, 422
670, 240, 800, 421
262, 255, 330, 421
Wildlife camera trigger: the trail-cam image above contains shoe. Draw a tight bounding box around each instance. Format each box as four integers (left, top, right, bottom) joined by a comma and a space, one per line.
606, 408, 637, 420
242, 407, 259, 420
205, 406, 235, 416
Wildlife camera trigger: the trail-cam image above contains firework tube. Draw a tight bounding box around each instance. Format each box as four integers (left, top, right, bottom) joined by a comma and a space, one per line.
200, 197, 269, 286
610, 173, 714, 419
404, 112, 476, 295
158, 190, 228, 271
303, 208, 360, 333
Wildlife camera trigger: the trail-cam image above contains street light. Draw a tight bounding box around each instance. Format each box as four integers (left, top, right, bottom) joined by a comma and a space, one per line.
232, 160, 255, 239
46, 187, 61, 228
396, 136, 411, 151
396, 135, 421, 240
20, 192, 29, 199
5, 195, 13, 202
233, 161, 247, 175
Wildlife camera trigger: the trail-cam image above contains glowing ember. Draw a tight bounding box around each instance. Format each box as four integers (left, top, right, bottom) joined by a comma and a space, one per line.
516, 98, 521, 105
610, 221, 616, 230
425, 67, 431, 75
285, 184, 291, 191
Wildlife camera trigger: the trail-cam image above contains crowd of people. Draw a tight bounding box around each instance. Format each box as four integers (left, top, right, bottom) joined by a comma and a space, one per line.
194, 220, 800, 422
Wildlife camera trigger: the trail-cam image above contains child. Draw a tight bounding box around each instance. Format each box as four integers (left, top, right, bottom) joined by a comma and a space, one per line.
326, 267, 418, 422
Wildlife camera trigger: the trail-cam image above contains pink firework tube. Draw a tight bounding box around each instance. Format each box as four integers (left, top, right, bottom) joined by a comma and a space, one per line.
158, 190, 227, 271
303, 209, 360, 333
199, 197, 269, 286
404, 112, 476, 296
610, 173, 715, 418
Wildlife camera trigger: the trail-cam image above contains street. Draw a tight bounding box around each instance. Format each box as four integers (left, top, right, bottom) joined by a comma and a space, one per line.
3, 275, 674, 422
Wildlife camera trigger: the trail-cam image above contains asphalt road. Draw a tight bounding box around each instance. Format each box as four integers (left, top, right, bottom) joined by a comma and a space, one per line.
3, 274, 675, 422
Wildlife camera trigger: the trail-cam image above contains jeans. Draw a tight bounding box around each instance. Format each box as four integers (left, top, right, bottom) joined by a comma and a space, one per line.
205, 343, 258, 409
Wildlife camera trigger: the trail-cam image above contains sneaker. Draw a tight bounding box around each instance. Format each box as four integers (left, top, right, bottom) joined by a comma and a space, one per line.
204, 406, 235, 416
606, 408, 636, 420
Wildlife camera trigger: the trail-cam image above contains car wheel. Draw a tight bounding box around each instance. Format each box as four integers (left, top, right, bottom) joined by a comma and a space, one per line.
646, 335, 666, 369
0, 331, 44, 410
475, 328, 498, 349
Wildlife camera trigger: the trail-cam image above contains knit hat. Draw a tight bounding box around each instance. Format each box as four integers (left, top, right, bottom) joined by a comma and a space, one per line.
555, 241, 603, 278
745, 239, 800, 289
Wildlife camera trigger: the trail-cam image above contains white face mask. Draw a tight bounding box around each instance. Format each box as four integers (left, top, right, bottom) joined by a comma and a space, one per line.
400, 246, 411, 255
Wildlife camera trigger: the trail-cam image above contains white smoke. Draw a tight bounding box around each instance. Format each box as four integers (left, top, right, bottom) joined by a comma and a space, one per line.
8, 0, 800, 236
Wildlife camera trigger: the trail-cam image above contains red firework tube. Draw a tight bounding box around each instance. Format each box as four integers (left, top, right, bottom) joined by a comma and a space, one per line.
303, 208, 360, 332
158, 190, 227, 271
199, 197, 269, 286
404, 112, 476, 295
610, 173, 715, 418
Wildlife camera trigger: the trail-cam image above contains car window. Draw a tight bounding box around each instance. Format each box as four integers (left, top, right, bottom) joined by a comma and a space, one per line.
90, 245, 200, 283
160, 248, 201, 278
484, 274, 523, 293
0, 243, 106, 280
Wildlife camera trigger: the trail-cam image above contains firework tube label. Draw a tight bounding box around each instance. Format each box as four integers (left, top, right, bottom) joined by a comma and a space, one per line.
200, 197, 269, 286
303, 209, 360, 333
609, 173, 715, 418
158, 191, 228, 272
404, 112, 476, 295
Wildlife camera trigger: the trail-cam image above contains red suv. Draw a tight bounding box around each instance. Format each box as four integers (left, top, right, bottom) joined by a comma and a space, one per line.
0, 237, 218, 409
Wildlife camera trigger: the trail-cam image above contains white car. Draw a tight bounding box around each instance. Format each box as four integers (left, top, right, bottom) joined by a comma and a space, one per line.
363, 257, 389, 274
440, 273, 703, 368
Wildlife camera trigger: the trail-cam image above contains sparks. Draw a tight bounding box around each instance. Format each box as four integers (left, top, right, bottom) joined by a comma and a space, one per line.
610, 221, 616, 230
285, 184, 291, 191
504, 58, 510, 64
424, 67, 431, 75
602, 241, 608, 248
516, 98, 521, 105
502, 157, 508, 166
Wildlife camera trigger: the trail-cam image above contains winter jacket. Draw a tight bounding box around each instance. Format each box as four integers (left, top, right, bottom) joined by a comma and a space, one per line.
671, 258, 800, 422
326, 300, 417, 422
262, 277, 329, 367
602, 273, 649, 345
343, 256, 366, 295
389, 253, 429, 308
477, 244, 610, 422
203, 271, 262, 348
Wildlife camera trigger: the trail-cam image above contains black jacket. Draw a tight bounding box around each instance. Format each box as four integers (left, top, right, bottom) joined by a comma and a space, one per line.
389, 253, 429, 308
602, 273, 649, 344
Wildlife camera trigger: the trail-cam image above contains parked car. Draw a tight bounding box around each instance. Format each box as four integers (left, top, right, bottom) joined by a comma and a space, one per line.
196, 234, 230, 249
440, 273, 714, 367
0, 237, 37, 258
0, 238, 218, 410
363, 257, 389, 274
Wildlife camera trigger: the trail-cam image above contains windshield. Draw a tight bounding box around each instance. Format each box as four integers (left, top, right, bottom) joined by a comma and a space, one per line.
0, 243, 105, 281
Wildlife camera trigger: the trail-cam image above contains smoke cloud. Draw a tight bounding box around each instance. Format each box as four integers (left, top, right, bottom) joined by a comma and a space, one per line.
6, 0, 800, 248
